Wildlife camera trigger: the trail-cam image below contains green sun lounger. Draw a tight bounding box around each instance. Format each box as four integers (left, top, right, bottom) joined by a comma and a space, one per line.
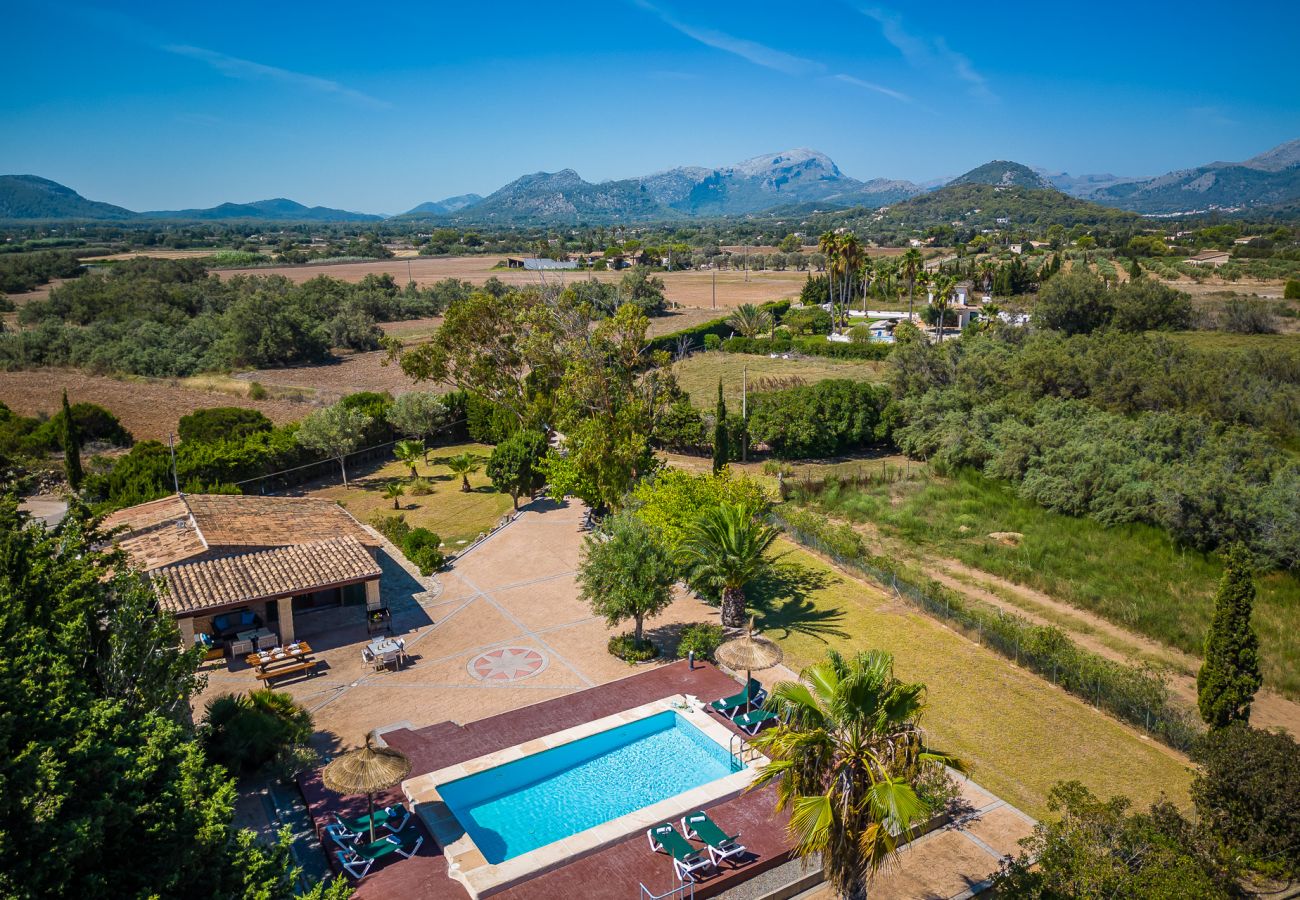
682, 811, 747, 866
332, 802, 411, 837
709, 678, 765, 719
733, 707, 777, 735
647, 823, 713, 881
333, 824, 423, 880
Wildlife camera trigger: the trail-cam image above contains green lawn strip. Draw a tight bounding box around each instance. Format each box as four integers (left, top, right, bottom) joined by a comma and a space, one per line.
672, 352, 883, 408
810, 471, 1300, 700
313, 441, 513, 547
757, 541, 1193, 820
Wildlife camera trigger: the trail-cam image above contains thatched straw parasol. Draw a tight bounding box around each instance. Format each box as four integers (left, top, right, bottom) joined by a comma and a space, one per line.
715, 619, 784, 685
322, 732, 412, 842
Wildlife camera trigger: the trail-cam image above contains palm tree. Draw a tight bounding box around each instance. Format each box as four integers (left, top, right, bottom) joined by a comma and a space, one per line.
900, 247, 923, 322
931, 274, 956, 342
393, 439, 424, 479
445, 453, 480, 492
382, 482, 405, 510
728, 304, 773, 339
977, 259, 996, 297
858, 258, 874, 316
677, 502, 779, 628
839, 234, 863, 330
749, 650, 967, 900
819, 231, 841, 317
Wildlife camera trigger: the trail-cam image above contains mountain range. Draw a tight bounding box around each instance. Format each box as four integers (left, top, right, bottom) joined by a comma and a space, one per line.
3, 138, 1298, 223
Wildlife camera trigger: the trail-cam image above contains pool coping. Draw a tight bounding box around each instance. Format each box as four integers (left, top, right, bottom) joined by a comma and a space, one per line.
403, 693, 768, 899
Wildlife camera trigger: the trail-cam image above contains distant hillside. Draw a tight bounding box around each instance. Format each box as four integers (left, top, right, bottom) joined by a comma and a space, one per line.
402, 193, 483, 216
0, 175, 136, 220
1089, 138, 1300, 214
948, 160, 1054, 190
878, 182, 1139, 230
143, 198, 382, 222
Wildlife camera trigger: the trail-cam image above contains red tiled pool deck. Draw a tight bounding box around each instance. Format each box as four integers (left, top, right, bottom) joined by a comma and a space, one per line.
301, 660, 793, 899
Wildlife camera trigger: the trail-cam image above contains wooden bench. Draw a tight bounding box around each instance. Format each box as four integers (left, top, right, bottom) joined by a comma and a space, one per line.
254, 659, 319, 681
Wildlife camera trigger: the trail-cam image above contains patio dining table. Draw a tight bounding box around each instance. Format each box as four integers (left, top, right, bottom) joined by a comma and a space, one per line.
366, 637, 406, 669
246, 641, 314, 672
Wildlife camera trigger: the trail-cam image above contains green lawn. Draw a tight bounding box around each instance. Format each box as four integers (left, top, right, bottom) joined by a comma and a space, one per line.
804, 470, 1300, 699
1161, 330, 1300, 355
673, 350, 883, 408
753, 542, 1193, 819
312, 441, 513, 548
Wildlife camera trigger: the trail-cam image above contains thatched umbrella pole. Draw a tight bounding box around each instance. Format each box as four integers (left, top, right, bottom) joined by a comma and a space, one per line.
321, 732, 412, 843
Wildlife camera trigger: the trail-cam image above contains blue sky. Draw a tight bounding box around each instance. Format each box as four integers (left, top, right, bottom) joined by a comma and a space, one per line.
2, 1, 1297, 214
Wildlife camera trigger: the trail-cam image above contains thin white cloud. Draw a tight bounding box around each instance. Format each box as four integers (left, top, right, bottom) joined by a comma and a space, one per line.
163, 44, 390, 109
861, 7, 996, 101
1188, 105, 1237, 127
834, 73, 911, 104
631, 0, 824, 76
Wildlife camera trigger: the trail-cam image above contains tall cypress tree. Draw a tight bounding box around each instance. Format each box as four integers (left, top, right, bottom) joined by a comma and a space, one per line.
1197, 544, 1262, 728
712, 380, 729, 474
61, 390, 83, 491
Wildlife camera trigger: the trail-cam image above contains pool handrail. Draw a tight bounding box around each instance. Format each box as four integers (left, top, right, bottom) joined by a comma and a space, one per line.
639, 879, 695, 900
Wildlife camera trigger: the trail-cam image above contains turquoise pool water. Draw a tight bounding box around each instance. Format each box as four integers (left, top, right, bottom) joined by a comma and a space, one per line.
438, 711, 736, 864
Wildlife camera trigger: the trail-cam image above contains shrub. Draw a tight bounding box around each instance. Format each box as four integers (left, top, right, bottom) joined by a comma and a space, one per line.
403, 526, 445, 575
408, 476, 434, 495
247, 381, 268, 400
748, 379, 891, 459
178, 407, 273, 445
703, 333, 721, 351
848, 324, 873, 344
1220, 299, 1277, 334
782, 306, 833, 335
676, 622, 725, 661
200, 689, 313, 775
1191, 724, 1300, 878
25, 402, 132, 453
370, 512, 412, 545
1284, 278, 1300, 300
608, 632, 658, 662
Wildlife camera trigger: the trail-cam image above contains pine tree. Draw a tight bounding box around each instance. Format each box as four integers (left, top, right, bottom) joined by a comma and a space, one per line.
1197, 544, 1262, 728
1128, 256, 1143, 280
61, 390, 83, 491
712, 380, 729, 474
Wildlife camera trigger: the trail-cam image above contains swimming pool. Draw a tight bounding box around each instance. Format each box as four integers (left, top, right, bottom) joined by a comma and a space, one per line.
438, 710, 737, 864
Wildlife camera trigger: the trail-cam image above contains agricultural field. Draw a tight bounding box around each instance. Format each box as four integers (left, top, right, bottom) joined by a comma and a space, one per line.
215, 254, 810, 310
671, 350, 884, 408
760, 542, 1193, 819
302, 442, 512, 548
1162, 329, 1300, 353
797, 469, 1300, 701
0, 368, 313, 441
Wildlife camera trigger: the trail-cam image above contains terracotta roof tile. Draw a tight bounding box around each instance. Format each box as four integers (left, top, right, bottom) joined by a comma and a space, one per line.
156, 536, 381, 614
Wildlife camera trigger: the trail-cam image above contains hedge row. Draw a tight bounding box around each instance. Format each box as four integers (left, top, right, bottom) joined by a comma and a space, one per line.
721, 335, 892, 360
646, 299, 793, 354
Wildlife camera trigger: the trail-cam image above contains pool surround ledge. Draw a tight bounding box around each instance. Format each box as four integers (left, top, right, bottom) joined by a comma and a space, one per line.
404, 694, 767, 899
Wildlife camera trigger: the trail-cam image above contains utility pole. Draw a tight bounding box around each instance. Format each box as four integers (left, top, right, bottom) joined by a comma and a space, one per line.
712, 267, 716, 310
741, 365, 748, 463
168, 432, 180, 495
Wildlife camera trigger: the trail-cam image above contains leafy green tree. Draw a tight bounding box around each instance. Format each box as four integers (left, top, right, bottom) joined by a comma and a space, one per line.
61, 390, 83, 490
781, 306, 833, 335
0, 500, 349, 899
577, 511, 676, 647
712, 381, 729, 474
618, 266, 668, 316
1111, 279, 1193, 332
393, 439, 424, 479
1127, 256, 1143, 280
1197, 544, 1262, 728
1033, 268, 1111, 335
295, 402, 372, 486
630, 469, 770, 552
385, 391, 448, 447
678, 502, 780, 627
445, 452, 481, 492
992, 782, 1231, 898
749, 650, 965, 900
178, 407, 272, 444
1191, 723, 1300, 879
1283, 279, 1299, 300
486, 430, 548, 509
779, 234, 801, 253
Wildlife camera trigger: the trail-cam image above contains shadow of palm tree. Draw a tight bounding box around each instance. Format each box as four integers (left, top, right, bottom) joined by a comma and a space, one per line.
746, 560, 848, 643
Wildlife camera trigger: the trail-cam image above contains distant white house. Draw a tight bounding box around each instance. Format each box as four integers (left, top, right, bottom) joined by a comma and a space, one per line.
1009, 243, 1024, 255
505, 257, 578, 271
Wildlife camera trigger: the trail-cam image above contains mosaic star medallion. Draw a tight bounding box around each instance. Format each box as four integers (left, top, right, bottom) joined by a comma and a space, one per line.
467, 646, 548, 682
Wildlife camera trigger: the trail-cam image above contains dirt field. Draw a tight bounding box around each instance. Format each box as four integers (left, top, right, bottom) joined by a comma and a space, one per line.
0, 369, 315, 441
86, 249, 229, 261
214, 255, 809, 310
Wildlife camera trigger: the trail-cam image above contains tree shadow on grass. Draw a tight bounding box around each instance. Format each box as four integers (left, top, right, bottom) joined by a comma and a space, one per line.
747, 560, 848, 644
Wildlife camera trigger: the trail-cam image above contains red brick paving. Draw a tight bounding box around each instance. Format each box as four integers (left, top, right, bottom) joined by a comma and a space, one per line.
300, 661, 792, 898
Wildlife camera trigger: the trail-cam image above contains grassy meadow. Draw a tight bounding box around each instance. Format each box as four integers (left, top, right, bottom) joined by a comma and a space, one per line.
672, 350, 883, 408
309, 441, 512, 548
755, 542, 1193, 819
799, 469, 1300, 699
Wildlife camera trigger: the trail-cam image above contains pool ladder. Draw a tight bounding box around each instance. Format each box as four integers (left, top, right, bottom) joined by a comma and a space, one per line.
728, 733, 757, 770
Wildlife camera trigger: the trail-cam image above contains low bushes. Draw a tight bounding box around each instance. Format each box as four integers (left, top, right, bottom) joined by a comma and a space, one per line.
200, 689, 314, 777
676, 622, 725, 661
721, 334, 891, 361
608, 632, 658, 662
372, 513, 445, 575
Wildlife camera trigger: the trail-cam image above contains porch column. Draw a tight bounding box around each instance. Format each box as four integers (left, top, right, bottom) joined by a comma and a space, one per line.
365, 579, 381, 610
277, 596, 295, 643
177, 615, 195, 647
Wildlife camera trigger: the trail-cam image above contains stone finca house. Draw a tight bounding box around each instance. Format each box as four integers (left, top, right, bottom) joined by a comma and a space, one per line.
102, 494, 382, 652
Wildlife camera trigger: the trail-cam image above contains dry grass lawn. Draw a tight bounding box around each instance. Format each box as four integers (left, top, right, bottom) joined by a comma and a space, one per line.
672, 351, 884, 408
756, 541, 1193, 819
305, 442, 512, 547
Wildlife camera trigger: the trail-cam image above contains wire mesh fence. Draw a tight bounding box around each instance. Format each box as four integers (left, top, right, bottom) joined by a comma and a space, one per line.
772, 509, 1203, 752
